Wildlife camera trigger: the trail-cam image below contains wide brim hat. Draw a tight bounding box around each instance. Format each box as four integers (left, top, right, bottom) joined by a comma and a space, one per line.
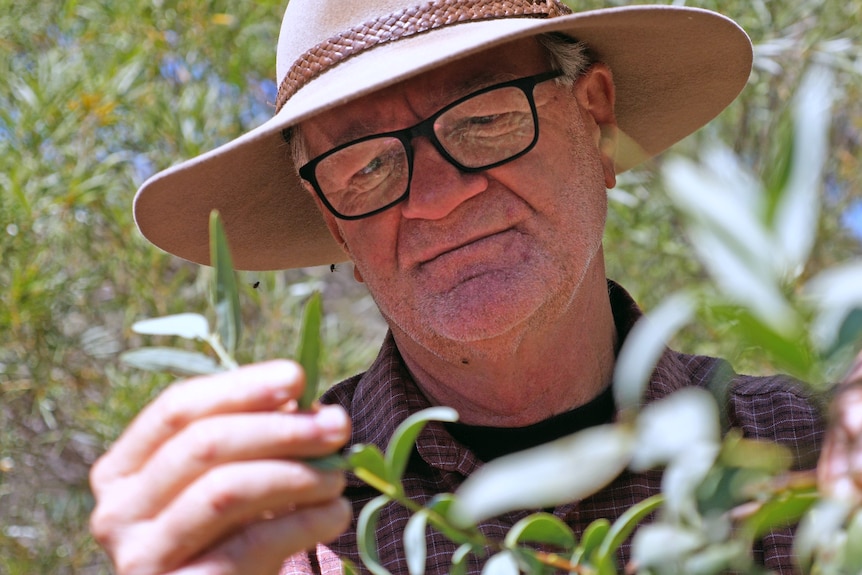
134, 0, 753, 271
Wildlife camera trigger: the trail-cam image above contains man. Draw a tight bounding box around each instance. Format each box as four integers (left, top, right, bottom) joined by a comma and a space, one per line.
89, 1, 829, 574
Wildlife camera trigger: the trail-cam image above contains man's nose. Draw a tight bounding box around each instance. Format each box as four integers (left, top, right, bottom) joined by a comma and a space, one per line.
399, 137, 488, 220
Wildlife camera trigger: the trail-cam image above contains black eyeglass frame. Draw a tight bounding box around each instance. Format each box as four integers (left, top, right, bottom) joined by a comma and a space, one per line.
296, 70, 564, 220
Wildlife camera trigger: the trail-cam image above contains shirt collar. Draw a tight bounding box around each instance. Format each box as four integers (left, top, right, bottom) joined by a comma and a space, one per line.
343, 280, 693, 480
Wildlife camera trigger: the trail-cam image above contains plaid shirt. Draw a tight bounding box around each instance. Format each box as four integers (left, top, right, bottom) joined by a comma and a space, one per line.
281, 282, 824, 575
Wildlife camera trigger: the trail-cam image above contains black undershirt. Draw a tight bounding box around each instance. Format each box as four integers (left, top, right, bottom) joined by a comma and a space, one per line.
444, 383, 616, 462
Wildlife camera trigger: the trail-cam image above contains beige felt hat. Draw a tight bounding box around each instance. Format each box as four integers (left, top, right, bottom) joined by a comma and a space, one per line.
133, 0, 752, 271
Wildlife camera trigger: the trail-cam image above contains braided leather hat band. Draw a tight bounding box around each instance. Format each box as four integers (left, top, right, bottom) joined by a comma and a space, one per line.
275, 0, 571, 111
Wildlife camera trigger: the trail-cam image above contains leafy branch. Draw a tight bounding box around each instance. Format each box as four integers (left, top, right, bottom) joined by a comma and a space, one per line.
119, 64, 862, 575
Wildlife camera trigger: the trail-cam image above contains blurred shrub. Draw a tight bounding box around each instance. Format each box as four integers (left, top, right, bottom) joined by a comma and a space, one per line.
0, 0, 859, 572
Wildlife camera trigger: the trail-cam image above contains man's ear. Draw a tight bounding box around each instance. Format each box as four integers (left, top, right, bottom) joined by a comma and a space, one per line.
573, 63, 618, 189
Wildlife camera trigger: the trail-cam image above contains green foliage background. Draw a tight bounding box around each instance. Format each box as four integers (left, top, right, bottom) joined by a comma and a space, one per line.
0, 0, 859, 572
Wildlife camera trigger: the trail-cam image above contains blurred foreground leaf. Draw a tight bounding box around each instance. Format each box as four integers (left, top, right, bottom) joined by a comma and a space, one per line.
296, 291, 322, 410
120, 347, 225, 376
209, 210, 242, 358
131, 313, 210, 340
451, 424, 633, 526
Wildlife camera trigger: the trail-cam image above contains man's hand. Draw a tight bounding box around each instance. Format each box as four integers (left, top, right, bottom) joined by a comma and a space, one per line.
818, 352, 862, 503
89, 360, 352, 575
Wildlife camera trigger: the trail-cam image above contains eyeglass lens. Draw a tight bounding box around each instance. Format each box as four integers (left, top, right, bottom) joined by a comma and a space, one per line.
311, 81, 542, 219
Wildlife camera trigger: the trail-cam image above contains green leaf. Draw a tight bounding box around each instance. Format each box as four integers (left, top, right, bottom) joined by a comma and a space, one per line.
404, 509, 429, 575
773, 64, 834, 271
451, 424, 633, 526
833, 307, 862, 355
682, 541, 747, 575
742, 487, 818, 541
722, 307, 813, 379
347, 444, 394, 496
481, 551, 519, 575
631, 387, 720, 471
296, 291, 322, 410
385, 406, 458, 484
304, 454, 348, 471
131, 313, 210, 340
794, 499, 853, 572
504, 513, 576, 550
614, 291, 696, 412
356, 495, 394, 575
571, 518, 610, 566
426, 494, 484, 546
845, 509, 862, 572
596, 494, 663, 565
120, 347, 225, 376
631, 523, 704, 569
209, 210, 242, 356
341, 557, 359, 575
450, 543, 475, 575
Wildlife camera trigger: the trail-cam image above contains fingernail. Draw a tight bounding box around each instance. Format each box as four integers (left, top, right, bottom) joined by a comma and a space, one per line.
316, 406, 348, 436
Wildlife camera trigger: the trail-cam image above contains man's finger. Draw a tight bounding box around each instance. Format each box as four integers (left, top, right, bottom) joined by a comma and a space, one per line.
173, 498, 352, 575
125, 406, 350, 518
91, 360, 306, 487
108, 460, 347, 572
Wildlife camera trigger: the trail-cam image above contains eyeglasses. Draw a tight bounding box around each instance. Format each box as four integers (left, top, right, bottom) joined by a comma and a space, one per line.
298, 70, 564, 220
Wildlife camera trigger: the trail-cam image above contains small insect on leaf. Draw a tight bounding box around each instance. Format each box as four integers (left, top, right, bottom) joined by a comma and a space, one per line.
296, 291, 323, 410
252, 281, 260, 289
209, 210, 242, 356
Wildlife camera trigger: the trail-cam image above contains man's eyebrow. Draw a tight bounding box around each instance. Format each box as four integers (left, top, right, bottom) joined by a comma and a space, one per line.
329, 71, 524, 146
432, 71, 522, 105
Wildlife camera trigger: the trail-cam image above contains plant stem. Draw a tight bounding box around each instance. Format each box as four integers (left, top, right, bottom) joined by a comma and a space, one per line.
207, 334, 239, 370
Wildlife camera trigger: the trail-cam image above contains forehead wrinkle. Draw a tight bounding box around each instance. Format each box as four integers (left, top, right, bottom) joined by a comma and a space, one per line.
334, 69, 528, 144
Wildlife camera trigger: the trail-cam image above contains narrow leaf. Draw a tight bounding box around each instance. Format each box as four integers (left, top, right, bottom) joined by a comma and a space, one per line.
504, 513, 576, 550
341, 558, 359, 575
631, 524, 704, 568
346, 444, 391, 494
596, 494, 663, 564
120, 347, 224, 376
305, 454, 349, 471
742, 487, 818, 541
451, 424, 633, 526
631, 387, 720, 471
404, 509, 429, 575
356, 495, 394, 575
614, 292, 696, 412
385, 406, 459, 484
571, 518, 610, 566
209, 210, 242, 356
773, 64, 834, 271
296, 291, 322, 410
427, 494, 484, 545
481, 551, 519, 575
450, 543, 475, 575
131, 313, 210, 340
845, 509, 862, 572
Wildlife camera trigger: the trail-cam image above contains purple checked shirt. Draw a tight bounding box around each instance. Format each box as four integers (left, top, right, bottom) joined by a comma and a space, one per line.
281, 282, 825, 575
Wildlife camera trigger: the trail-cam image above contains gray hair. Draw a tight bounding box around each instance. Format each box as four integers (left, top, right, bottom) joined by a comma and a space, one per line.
287, 33, 594, 170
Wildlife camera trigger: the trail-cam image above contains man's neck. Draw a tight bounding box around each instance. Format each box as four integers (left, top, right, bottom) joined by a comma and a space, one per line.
391, 262, 618, 427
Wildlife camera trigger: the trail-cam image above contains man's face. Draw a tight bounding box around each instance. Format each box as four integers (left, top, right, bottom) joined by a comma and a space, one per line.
300, 38, 617, 359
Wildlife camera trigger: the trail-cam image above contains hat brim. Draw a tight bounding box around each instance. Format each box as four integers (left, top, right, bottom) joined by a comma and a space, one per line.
134, 5, 752, 271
